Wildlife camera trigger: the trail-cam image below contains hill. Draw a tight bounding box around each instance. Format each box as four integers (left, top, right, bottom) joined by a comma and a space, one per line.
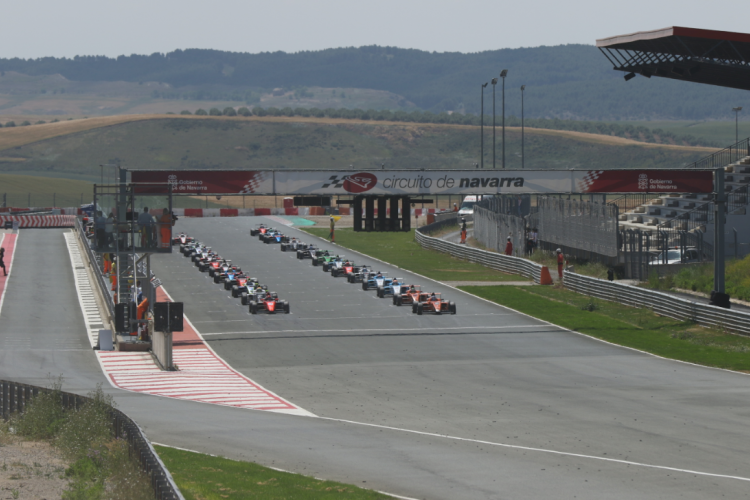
1, 45, 748, 121
0, 116, 711, 183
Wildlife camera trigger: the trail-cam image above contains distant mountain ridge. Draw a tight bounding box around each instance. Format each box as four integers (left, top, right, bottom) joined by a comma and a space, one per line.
0, 45, 746, 120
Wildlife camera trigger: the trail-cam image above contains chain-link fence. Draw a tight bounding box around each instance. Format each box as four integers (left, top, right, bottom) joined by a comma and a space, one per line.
536, 196, 619, 260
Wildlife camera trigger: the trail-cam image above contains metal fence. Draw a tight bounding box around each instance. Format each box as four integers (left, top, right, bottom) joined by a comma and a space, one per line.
536, 197, 619, 258
473, 206, 527, 256
415, 224, 750, 337
0, 379, 183, 500
686, 137, 750, 169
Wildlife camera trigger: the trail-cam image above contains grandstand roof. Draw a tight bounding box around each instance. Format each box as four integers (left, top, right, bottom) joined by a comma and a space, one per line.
597, 27, 750, 90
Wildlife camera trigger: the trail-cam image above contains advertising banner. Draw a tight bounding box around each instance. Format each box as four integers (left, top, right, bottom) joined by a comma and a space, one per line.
131, 169, 714, 195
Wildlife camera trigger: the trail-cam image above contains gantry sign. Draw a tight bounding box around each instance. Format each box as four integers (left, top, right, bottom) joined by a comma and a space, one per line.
131, 169, 714, 196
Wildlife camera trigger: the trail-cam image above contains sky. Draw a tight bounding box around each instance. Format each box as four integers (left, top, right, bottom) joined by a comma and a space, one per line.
2, 0, 748, 59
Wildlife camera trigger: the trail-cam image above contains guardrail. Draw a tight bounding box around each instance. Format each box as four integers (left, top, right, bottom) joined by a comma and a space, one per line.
416, 223, 750, 337
415, 224, 542, 283
1, 379, 183, 500
564, 273, 750, 336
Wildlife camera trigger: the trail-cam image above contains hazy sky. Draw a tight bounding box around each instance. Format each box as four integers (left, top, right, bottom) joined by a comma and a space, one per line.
2, 0, 747, 59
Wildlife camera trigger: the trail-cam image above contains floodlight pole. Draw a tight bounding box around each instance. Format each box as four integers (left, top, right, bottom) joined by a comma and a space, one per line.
714, 166, 726, 297
733, 107, 742, 144
521, 85, 526, 169
500, 69, 508, 169
491, 78, 498, 169
480, 83, 488, 169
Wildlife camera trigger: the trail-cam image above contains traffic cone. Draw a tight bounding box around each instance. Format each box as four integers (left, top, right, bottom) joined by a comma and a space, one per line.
540, 266, 554, 285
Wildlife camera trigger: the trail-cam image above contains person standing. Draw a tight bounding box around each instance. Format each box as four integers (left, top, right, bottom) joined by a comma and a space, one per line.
158, 208, 175, 249
505, 236, 513, 256
453, 203, 458, 212
329, 216, 335, 242
460, 217, 467, 244
105, 212, 115, 248
94, 211, 106, 248
556, 248, 565, 280
0, 246, 6, 276
137, 207, 153, 248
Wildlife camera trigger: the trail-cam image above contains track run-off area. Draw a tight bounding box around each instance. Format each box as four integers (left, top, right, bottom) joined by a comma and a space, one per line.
1, 219, 750, 499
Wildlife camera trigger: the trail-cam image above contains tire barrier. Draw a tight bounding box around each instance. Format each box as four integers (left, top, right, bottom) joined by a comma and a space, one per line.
0, 379, 184, 500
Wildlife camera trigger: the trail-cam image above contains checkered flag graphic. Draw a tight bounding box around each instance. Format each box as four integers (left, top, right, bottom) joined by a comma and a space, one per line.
320, 175, 348, 189
577, 170, 604, 192
240, 171, 271, 194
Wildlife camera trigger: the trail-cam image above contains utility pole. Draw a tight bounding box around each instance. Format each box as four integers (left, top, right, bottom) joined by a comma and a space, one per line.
521, 85, 526, 169
491, 78, 498, 168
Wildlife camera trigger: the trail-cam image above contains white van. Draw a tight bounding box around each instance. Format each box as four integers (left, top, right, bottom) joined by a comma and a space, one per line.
458, 195, 483, 215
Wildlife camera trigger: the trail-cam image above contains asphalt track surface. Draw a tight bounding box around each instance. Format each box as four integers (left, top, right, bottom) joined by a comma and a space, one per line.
2, 225, 750, 499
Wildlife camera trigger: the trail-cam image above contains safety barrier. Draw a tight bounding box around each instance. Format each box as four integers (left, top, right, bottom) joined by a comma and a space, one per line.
0, 215, 77, 227
415, 224, 542, 283
416, 222, 750, 337
564, 273, 750, 336
0, 379, 183, 500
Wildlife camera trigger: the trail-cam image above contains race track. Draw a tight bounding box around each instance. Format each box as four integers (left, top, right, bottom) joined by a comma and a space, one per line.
2, 223, 750, 499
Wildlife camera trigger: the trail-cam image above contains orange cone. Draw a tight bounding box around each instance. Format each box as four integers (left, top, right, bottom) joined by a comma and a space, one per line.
540, 266, 554, 285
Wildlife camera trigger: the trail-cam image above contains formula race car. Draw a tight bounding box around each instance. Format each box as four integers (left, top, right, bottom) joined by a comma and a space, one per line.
280, 238, 303, 252
239, 283, 267, 305
330, 261, 363, 278
296, 244, 318, 260
172, 233, 194, 246
362, 272, 388, 291
250, 224, 270, 237
261, 231, 289, 244
393, 285, 428, 306
322, 256, 347, 273
376, 277, 405, 298
311, 250, 333, 267
347, 265, 374, 283
248, 291, 290, 314
197, 253, 221, 271
207, 259, 232, 277
225, 272, 253, 292
412, 293, 456, 315
215, 265, 242, 285
231, 277, 261, 300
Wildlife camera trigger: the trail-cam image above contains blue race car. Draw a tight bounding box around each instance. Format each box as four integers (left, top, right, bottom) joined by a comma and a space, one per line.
361, 272, 388, 291
376, 277, 405, 298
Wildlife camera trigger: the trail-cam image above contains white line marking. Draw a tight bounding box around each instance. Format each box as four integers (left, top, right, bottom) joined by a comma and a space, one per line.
315, 416, 750, 483
0, 233, 18, 316
64, 232, 101, 348
200, 324, 558, 336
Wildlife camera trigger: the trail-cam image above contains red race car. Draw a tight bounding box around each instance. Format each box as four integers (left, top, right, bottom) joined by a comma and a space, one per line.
412, 293, 456, 315
248, 291, 290, 314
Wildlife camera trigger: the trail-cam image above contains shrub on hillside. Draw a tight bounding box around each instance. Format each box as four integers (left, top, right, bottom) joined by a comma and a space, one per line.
223, 107, 237, 116
4, 121, 15, 127
237, 107, 251, 116
195, 108, 207, 115
208, 108, 222, 116
180, 110, 192, 115
252, 106, 266, 116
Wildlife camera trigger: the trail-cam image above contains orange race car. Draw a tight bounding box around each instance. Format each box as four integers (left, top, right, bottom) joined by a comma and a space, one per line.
393, 285, 429, 306
412, 292, 456, 315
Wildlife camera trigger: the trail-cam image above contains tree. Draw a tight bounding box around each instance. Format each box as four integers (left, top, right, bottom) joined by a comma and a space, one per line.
294, 107, 310, 117
180, 110, 192, 115
4, 121, 15, 127
237, 107, 251, 116
209, 108, 222, 116
252, 106, 266, 116
281, 107, 294, 117
195, 108, 208, 115
223, 107, 237, 116
309, 107, 324, 118
35, 120, 46, 125
266, 107, 281, 116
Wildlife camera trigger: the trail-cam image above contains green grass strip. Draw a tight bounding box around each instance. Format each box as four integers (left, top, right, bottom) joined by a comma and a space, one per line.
462, 285, 750, 371
300, 227, 527, 282
155, 445, 392, 500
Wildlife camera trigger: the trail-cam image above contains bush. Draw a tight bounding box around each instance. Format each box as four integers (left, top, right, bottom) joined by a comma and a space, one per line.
11, 377, 67, 440
194, 108, 207, 115
180, 110, 192, 115
35, 120, 46, 124
222, 107, 237, 116
252, 106, 266, 116
5, 121, 15, 127
20, 120, 30, 126
208, 108, 222, 116
237, 106, 251, 116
